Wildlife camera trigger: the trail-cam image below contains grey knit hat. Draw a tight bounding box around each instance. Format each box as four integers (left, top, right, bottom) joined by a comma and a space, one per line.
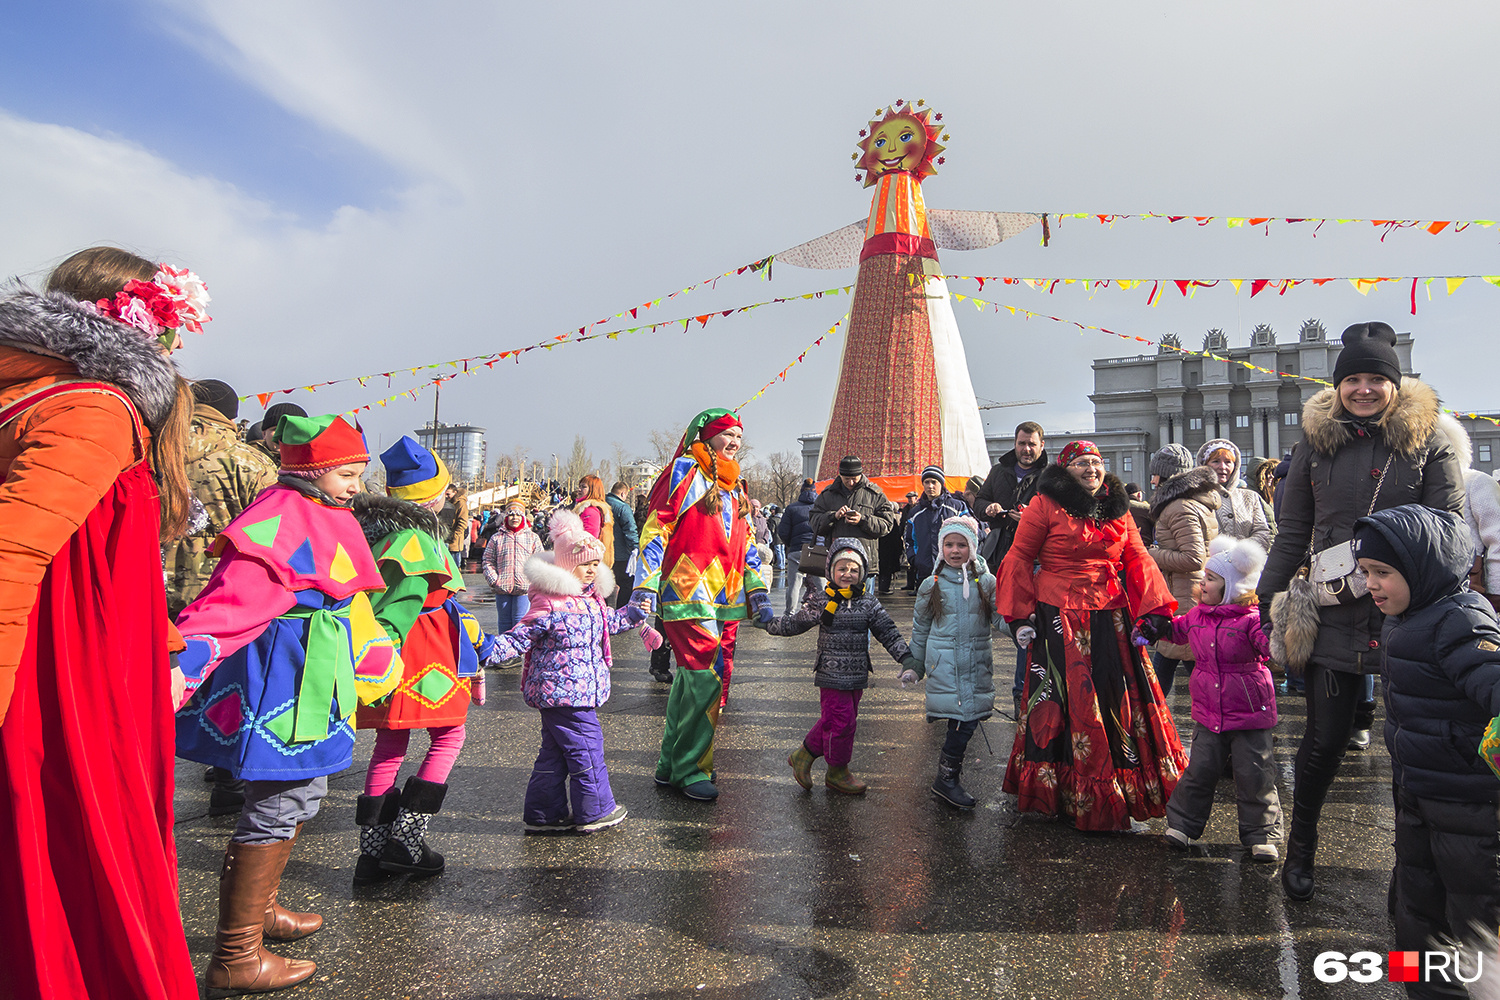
1149, 443, 1194, 480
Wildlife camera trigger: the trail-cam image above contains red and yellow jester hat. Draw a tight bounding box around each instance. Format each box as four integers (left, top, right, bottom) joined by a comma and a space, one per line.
277, 413, 371, 473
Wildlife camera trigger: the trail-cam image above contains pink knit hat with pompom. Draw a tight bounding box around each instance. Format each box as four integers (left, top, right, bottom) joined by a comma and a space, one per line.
548, 508, 605, 570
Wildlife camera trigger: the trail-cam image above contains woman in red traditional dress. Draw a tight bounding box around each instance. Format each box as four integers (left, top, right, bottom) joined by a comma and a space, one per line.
0, 247, 202, 998
997, 440, 1189, 832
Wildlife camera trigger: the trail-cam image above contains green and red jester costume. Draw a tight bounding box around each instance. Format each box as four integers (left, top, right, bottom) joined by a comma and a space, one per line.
634, 409, 769, 799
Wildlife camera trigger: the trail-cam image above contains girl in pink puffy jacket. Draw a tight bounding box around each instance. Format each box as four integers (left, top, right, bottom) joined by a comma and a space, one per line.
1157, 536, 1282, 861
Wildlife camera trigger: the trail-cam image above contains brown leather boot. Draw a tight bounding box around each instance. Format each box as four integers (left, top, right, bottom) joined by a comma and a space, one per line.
263, 824, 322, 942
204, 840, 317, 998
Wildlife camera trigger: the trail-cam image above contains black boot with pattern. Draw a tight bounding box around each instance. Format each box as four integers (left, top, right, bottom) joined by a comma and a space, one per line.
380, 777, 448, 877
353, 788, 401, 885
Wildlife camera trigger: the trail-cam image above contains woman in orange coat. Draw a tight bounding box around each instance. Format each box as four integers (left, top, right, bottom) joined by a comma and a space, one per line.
997, 440, 1188, 832
0, 247, 200, 999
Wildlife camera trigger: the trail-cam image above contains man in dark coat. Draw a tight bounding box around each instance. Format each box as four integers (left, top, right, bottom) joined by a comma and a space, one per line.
778, 480, 819, 613
896, 491, 920, 590
1352, 505, 1500, 987
974, 421, 1047, 573
904, 465, 970, 580
809, 456, 899, 568
876, 495, 911, 595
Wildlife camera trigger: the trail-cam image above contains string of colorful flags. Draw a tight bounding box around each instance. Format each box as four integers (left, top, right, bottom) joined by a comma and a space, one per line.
935, 291, 1500, 428
1051, 214, 1497, 240
239, 255, 776, 404
913, 273, 1500, 315
247, 283, 848, 410
738, 314, 848, 411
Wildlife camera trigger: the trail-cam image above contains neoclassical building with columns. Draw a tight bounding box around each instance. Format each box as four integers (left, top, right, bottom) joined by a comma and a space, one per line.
1087, 320, 1416, 477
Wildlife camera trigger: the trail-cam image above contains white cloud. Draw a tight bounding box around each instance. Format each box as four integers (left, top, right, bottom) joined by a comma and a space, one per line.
5, 1, 1500, 474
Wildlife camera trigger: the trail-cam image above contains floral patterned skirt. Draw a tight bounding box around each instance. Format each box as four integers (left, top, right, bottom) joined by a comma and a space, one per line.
1002, 603, 1188, 831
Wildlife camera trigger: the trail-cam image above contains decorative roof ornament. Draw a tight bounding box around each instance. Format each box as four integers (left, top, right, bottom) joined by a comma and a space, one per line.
1251, 323, 1277, 347
1299, 318, 1327, 342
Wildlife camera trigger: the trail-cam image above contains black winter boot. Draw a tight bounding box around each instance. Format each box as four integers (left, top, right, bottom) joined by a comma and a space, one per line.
207, 767, 247, 817
649, 642, 673, 684
1281, 810, 1318, 902
381, 777, 448, 877
931, 752, 976, 810
353, 789, 402, 886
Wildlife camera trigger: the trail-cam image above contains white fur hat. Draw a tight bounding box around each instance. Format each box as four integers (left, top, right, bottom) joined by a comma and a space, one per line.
1204, 535, 1267, 601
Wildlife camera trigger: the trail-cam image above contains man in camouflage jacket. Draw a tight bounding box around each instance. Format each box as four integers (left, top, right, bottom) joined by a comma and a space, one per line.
163, 381, 278, 618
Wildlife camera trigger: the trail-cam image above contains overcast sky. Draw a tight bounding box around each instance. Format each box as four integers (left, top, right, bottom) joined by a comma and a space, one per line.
3, 1, 1498, 469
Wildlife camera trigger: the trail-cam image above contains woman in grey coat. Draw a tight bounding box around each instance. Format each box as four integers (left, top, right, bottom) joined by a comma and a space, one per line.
1256, 322, 1464, 903
1196, 438, 1274, 549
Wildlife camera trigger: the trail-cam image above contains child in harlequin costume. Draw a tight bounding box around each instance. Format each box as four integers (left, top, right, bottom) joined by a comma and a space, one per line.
175, 413, 403, 997
632, 408, 773, 802
351, 437, 498, 884
491, 509, 654, 833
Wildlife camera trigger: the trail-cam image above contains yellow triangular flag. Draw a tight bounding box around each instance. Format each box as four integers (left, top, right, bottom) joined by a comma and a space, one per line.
1447, 277, 1467, 295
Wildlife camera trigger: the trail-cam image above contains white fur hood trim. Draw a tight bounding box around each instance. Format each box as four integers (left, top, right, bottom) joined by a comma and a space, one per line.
524, 551, 616, 600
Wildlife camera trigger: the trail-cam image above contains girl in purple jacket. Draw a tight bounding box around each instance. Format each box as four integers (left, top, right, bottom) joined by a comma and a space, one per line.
1157, 536, 1282, 861
491, 510, 654, 834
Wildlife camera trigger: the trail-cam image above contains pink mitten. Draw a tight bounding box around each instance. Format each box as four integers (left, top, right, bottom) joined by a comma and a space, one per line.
470, 671, 486, 706
640, 624, 664, 651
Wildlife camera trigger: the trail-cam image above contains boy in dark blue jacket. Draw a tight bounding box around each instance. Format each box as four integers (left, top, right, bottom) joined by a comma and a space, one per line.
1353, 504, 1500, 996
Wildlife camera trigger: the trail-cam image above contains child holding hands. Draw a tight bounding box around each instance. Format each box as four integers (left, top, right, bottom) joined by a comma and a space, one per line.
1152, 536, 1281, 861
764, 540, 917, 794
901, 516, 997, 810
490, 510, 655, 833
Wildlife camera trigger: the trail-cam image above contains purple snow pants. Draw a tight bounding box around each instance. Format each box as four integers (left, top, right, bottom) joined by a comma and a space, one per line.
804, 688, 863, 768
525, 706, 617, 826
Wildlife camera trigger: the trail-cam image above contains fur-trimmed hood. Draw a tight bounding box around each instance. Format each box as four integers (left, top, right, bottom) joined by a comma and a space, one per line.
1036, 464, 1131, 522
523, 551, 616, 600
1149, 466, 1224, 520
1301, 377, 1444, 458
0, 288, 178, 429
351, 491, 440, 547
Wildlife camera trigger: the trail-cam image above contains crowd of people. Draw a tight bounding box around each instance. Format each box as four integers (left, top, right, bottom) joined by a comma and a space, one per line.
2, 247, 1500, 999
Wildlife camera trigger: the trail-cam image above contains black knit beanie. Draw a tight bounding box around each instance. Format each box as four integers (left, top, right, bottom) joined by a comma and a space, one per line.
191, 379, 239, 420
262, 402, 309, 439
839, 455, 862, 477
1332, 322, 1402, 388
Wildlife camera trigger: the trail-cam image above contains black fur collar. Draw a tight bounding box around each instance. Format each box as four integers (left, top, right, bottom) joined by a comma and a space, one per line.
351, 492, 440, 546
0, 288, 178, 429
1037, 464, 1130, 522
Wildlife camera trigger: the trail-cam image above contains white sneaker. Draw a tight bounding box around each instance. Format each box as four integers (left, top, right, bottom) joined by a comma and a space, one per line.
1163, 828, 1190, 850
1250, 843, 1280, 863
1348, 729, 1371, 750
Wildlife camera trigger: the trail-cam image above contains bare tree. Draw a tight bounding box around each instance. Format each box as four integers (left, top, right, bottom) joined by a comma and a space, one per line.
761, 450, 803, 506
510, 445, 530, 483
647, 426, 679, 467
562, 434, 593, 488
610, 441, 632, 487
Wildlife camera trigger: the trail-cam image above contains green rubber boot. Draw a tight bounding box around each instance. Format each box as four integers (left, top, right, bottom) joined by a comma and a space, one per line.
787, 744, 815, 790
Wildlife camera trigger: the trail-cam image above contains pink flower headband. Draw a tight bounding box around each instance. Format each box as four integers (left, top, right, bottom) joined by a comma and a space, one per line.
94, 264, 212, 348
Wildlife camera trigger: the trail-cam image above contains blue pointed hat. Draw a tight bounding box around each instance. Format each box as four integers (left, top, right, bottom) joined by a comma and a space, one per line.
380, 435, 451, 503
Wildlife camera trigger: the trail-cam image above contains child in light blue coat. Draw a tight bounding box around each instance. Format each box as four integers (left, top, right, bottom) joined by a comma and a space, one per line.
900, 516, 997, 809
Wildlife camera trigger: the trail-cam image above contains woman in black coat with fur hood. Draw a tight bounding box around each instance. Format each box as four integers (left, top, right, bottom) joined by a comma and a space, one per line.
1257, 323, 1465, 903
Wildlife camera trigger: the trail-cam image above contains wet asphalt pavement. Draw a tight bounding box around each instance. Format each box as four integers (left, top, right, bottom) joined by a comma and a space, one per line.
173, 573, 1405, 999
